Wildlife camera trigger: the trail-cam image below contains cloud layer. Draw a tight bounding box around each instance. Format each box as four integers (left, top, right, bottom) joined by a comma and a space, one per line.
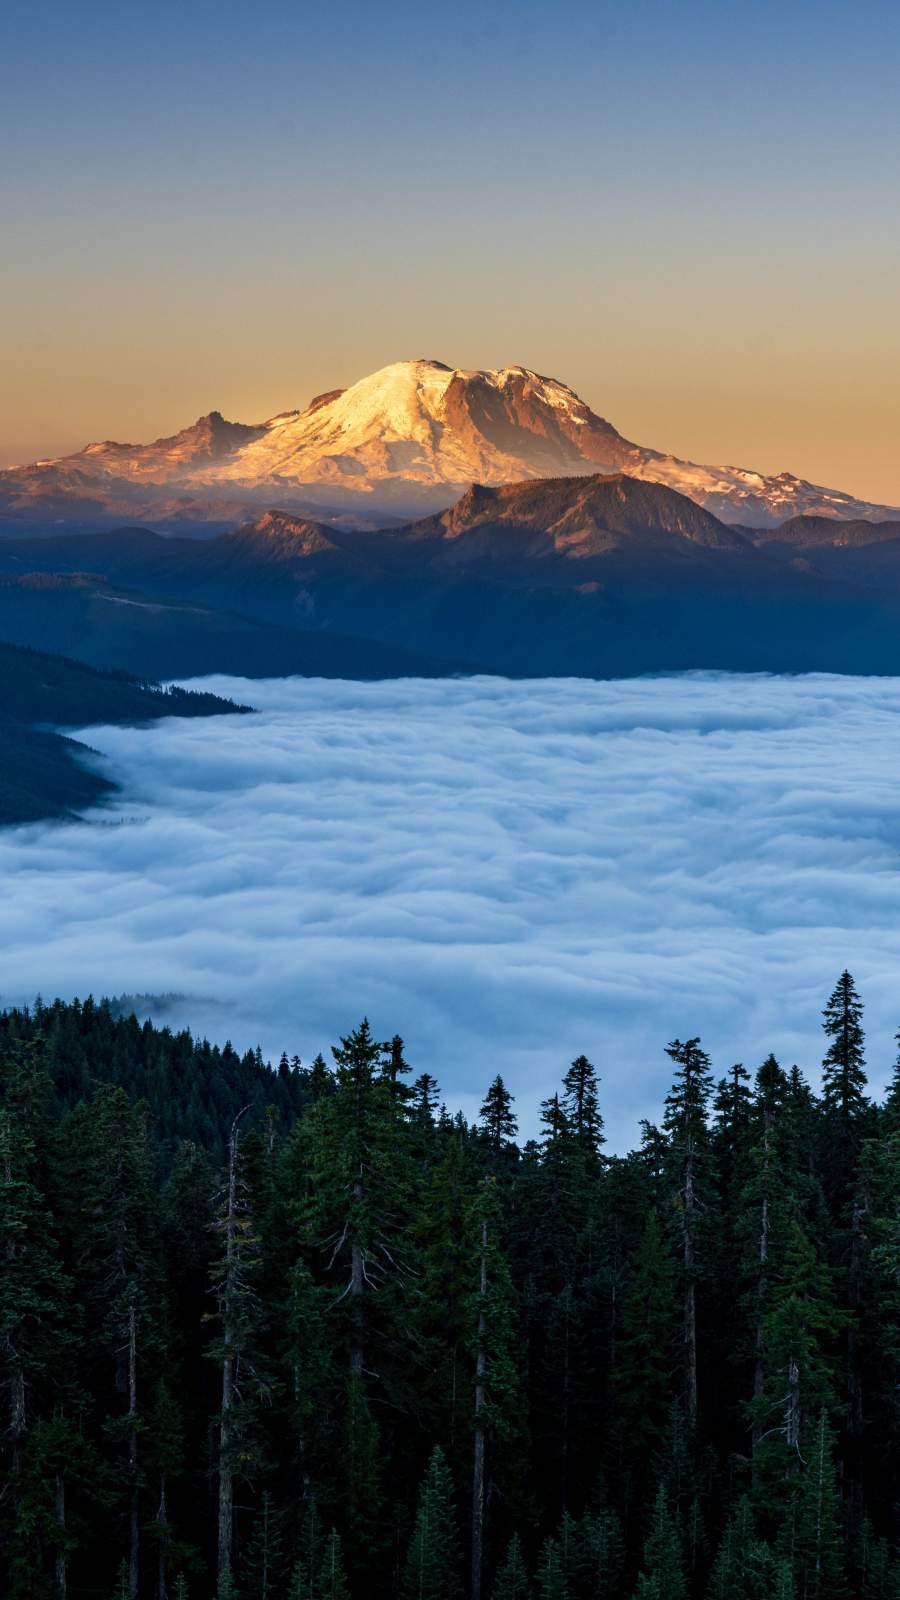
4, 671, 900, 1149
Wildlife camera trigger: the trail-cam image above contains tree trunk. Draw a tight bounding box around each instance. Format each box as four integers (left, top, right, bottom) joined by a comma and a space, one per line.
561, 1287, 571, 1510
683, 1136, 697, 1428
349, 1169, 365, 1376
218, 1111, 245, 1593
785, 1356, 801, 1467
471, 1215, 488, 1600
752, 1117, 771, 1457
157, 1473, 168, 1600
128, 1300, 139, 1600
55, 1473, 67, 1600
6, 1140, 26, 1508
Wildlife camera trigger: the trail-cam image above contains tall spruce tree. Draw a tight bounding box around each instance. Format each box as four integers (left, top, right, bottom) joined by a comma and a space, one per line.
633, 1485, 686, 1600
401, 1447, 463, 1600
560, 1056, 605, 1165
479, 1077, 518, 1157
663, 1038, 714, 1429
493, 1535, 532, 1600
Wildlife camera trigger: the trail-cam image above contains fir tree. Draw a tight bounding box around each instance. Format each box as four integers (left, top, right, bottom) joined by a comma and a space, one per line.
633, 1485, 686, 1600
782, 1410, 847, 1600
614, 1209, 679, 1478
663, 1038, 714, 1428
561, 1056, 605, 1163
479, 1076, 518, 1154
534, 1537, 568, 1600
239, 1490, 286, 1600
821, 973, 867, 1127
319, 1531, 350, 1600
401, 1447, 463, 1600
493, 1535, 532, 1600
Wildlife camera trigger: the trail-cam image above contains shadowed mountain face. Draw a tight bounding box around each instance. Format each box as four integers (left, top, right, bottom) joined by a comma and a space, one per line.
0, 639, 245, 825
3, 359, 897, 533
4, 475, 900, 680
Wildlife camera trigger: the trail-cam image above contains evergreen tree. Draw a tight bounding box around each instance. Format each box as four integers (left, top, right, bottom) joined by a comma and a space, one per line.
479, 1076, 518, 1154
320, 1531, 350, 1600
535, 1537, 568, 1600
289, 1495, 324, 1600
781, 1411, 847, 1600
663, 1038, 714, 1429
561, 1056, 605, 1163
209, 1107, 263, 1595
5, 992, 900, 1600
239, 1490, 286, 1600
493, 1535, 532, 1600
0, 1039, 71, 1569
401, 1447, 463, 1600
614, 1209, 679, 1478
633, 1485, 686, 1600
821, 973, 868, 1127
469, 1178, 521, 1600
708, 1497, 785, 1600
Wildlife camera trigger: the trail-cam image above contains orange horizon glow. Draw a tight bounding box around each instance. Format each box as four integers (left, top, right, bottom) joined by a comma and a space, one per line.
2, 1, 899, 505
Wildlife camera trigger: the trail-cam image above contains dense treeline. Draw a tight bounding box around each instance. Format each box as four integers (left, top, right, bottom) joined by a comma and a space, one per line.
3, 975, 900, 1600
0, 638, 246, 824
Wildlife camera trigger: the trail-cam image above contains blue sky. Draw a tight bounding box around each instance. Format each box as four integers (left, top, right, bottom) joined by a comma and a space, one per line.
2, 0, 899, 498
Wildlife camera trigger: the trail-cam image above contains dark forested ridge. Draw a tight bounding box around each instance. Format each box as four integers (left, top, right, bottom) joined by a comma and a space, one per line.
8, 480, 900, 679
0, 639, 247, 824
3, 974, 900, 1600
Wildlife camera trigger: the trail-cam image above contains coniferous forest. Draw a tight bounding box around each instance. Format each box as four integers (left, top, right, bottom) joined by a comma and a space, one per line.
3, 974, 900, 1600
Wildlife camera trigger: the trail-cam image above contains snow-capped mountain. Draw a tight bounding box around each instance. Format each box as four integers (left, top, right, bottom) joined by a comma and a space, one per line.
2, 359, 896, 531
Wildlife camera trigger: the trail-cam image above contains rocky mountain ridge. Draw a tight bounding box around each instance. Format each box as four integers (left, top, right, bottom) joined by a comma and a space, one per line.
3, 359, 896, 532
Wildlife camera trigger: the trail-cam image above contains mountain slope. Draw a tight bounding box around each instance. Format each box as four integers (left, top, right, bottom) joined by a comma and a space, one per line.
3, 359, 896, 531
0, 571, 460, 680
0, 640, 246, 825
5, 476, 900, 680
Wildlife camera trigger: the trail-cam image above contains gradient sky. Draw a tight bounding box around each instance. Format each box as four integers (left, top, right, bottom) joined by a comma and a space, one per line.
3, 0, 899, 500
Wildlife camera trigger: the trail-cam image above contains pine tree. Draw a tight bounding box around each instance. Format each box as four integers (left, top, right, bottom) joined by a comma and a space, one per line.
146, 1378, 188, 1600
821, 973, 868, 1127
633, 1485, 686, 1600
534, 1537, 568, 1600
753, 1222, 845, 1502
209, 1107, 263, 1595
561, 1056, 605, 1163
469, 1178, 521, 1600
479, 1077, 518, 1154
239, 1490, 286, 1600
401, 1447, 463, 1600
708, 1497, 782, 1600
614, 1209, 678, 1473
663, 1038, 714, 1429
289, 1495, 324, 1600
319, 1531, 350, 1600
0, 1039, 71, 1562
339, 1373, 383, 1568
59, 1085, 161, 1600
493, 1535, 532, 1600
881, 1036, 900, 1135
783, 1410, 847, 1600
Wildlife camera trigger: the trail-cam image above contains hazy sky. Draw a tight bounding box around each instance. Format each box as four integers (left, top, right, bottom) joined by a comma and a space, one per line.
4, 672, 900, 1150
3, 1, 899, 500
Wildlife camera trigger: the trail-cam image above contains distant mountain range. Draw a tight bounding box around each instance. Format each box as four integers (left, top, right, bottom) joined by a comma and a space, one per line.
2, 359, 896, 533
6, 474, 900, 681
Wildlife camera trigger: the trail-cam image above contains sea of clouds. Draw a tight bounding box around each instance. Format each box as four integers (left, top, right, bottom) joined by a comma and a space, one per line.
4, 671, 900, 1149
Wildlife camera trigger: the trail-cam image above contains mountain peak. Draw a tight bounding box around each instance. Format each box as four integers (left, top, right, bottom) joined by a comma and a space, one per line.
3, 359, 898, 532
429, 473, 749, 554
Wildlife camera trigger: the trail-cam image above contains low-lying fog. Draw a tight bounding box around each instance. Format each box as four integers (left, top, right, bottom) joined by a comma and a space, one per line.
5, 672, 900, 1149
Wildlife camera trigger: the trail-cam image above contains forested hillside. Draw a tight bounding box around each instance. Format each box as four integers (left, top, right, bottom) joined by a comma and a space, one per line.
0, 640, 246, 824
3, 976, 900, 1600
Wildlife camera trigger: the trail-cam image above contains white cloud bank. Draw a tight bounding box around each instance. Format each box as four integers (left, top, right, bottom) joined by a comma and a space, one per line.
3, 671, 900, 1150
